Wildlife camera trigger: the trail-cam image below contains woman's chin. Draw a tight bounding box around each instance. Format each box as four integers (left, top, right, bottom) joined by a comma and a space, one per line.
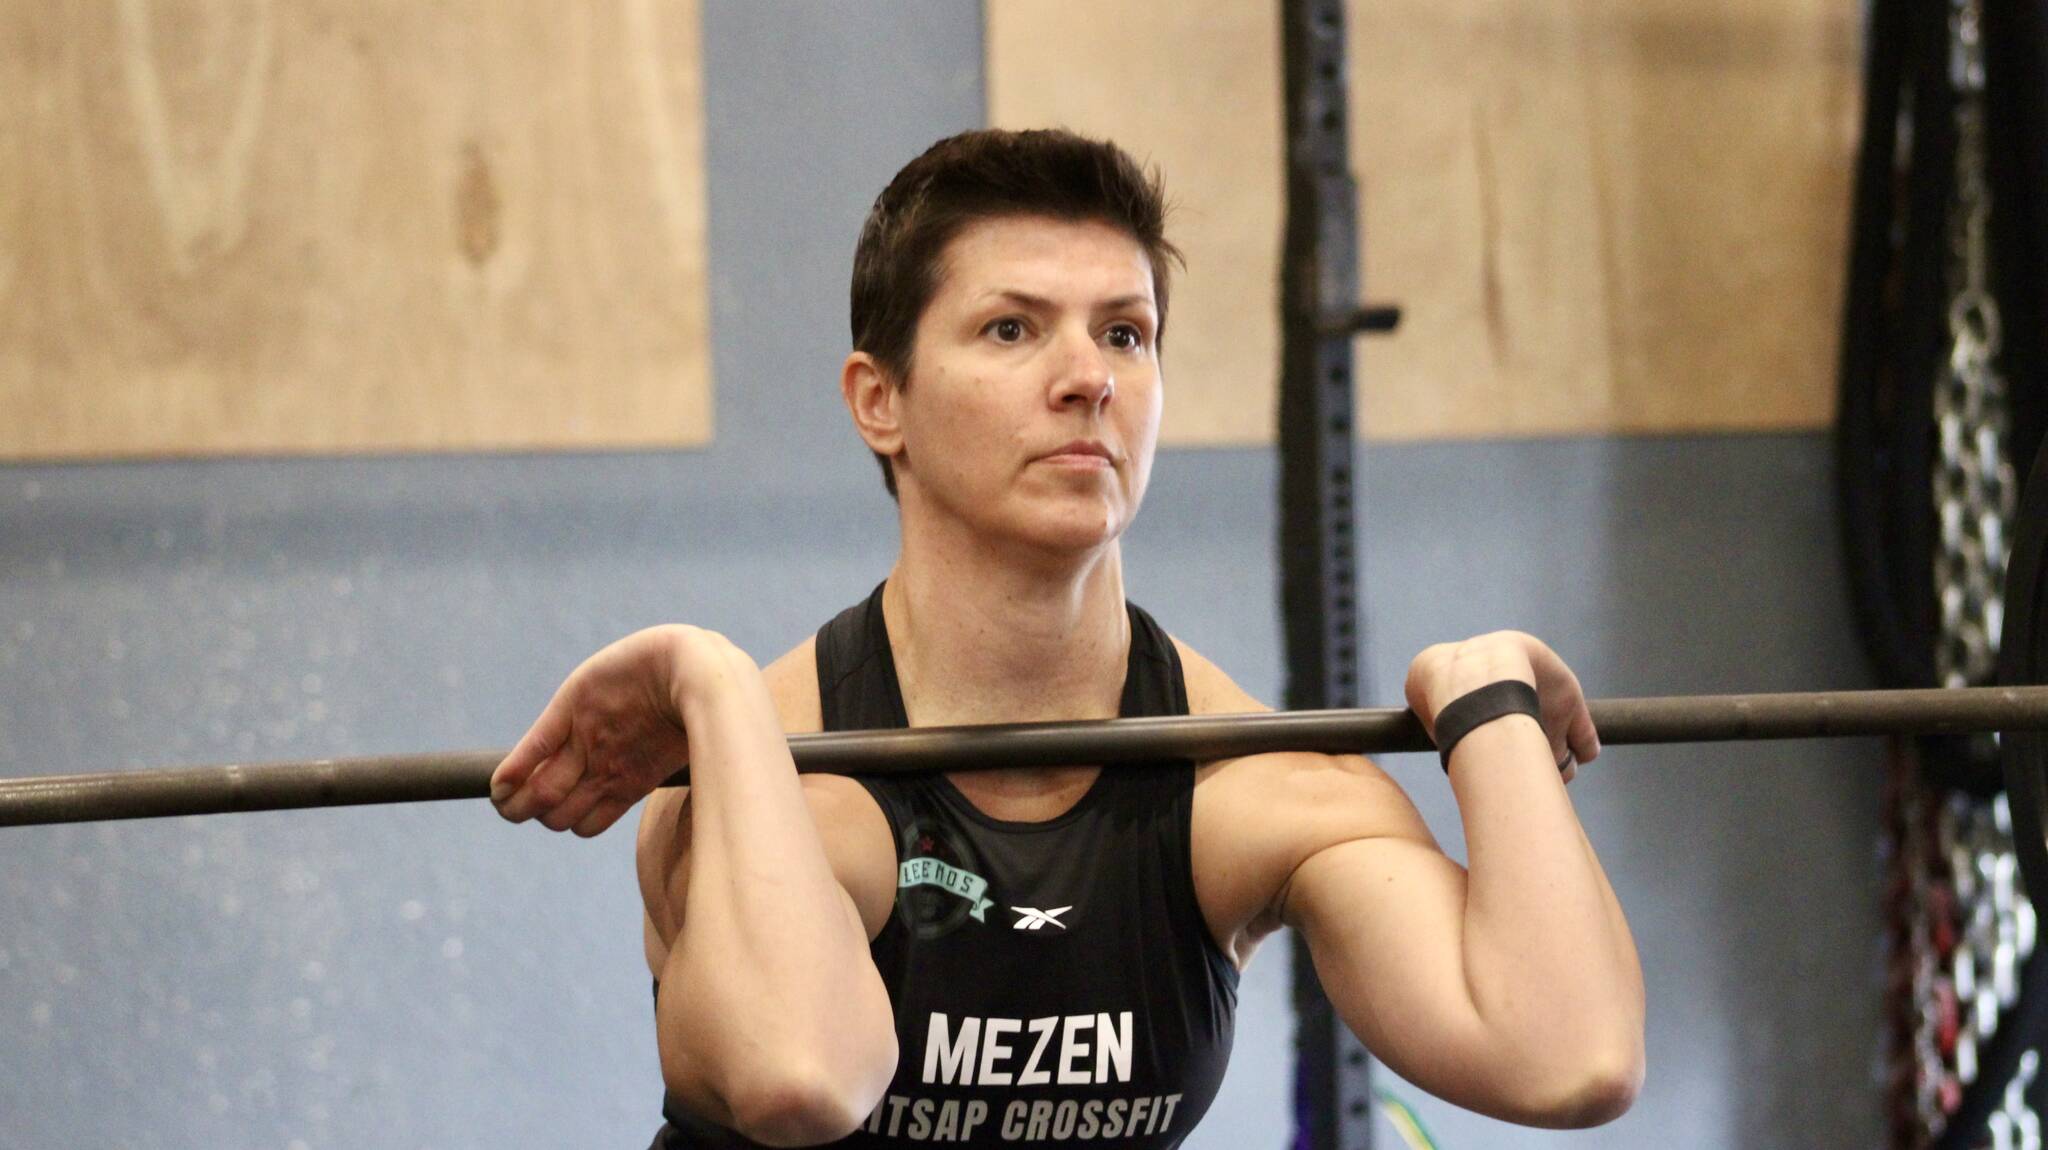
921, 486, 1133, 557
1009, 504, 1128, 555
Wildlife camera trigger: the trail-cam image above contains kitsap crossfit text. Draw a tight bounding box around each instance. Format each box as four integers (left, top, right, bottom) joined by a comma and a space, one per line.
854, 1011, 1188, 1142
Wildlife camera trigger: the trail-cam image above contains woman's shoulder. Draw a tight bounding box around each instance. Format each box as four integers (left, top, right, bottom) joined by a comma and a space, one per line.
1170, 634, 1408, 806
1174, 634, 1433, 968
762, 634, 823, 735
1168, 636, 1272, 717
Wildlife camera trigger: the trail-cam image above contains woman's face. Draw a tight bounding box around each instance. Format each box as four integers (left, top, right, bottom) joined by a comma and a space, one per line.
890, 215, 1163, 557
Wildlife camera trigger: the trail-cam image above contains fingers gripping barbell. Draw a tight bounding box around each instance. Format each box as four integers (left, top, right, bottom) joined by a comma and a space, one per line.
11, 452, 2048, 900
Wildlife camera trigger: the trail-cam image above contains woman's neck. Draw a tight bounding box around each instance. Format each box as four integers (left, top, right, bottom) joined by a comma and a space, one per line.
882, 519, 1130, 731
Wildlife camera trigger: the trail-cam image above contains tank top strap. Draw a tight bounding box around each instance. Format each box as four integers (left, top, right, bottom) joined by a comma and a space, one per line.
1119, 599, 1188, 720
816, 581, 908, 733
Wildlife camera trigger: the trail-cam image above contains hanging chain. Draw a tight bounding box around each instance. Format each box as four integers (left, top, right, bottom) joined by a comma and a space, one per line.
1895, 0, 2042, 1145
1892, 772, 2043, 1146
1933, 0, 2013, 690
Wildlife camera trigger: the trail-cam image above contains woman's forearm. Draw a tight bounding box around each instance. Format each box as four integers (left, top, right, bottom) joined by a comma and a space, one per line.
1448, 716, 1645, 1112
660, 643, 896, 1137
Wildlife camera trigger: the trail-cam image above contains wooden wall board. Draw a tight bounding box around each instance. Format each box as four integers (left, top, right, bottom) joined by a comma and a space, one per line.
1352, 0, 1863, 439
0, 0, 712, 460
985, 0, 1285, 447
985, 0, 1861, 443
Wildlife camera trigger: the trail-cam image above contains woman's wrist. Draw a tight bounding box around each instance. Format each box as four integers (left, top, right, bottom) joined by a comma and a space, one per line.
1434, 679, 1543, 771
667, 627, 756, 718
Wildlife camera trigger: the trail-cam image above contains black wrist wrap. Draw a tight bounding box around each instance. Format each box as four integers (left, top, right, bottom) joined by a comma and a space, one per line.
1434, 680, 1542, 772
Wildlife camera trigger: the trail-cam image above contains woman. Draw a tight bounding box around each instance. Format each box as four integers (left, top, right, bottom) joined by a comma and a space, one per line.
489, 129, 1644, 1147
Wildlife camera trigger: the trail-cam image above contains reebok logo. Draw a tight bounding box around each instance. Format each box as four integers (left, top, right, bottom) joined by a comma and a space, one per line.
1010, 906, 1071, 931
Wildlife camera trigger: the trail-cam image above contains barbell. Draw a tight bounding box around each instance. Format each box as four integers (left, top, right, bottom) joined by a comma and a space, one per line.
11, 448, 2048, 904
3, 684, 2048, 821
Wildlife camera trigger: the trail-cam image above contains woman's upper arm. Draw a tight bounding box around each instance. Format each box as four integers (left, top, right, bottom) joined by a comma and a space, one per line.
1271, 772, 1500, 1103
1174, 635, 1520, 1107
1271, 757, 1614, 1126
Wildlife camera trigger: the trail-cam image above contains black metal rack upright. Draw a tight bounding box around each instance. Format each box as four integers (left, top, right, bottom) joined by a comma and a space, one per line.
1277, 2, 1399, 1148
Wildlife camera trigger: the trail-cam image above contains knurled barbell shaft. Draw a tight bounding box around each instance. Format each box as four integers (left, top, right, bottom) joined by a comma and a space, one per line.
4, 685, 2047, 827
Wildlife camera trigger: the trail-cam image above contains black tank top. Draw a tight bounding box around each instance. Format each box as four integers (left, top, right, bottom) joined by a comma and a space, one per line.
653, 582, 1239, 1148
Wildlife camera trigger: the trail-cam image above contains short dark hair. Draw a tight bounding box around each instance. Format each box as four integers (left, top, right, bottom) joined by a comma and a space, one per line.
849, 128, 1181, 498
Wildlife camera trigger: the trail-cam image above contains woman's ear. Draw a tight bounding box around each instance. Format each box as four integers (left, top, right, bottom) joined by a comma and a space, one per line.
842, 352, 904, 457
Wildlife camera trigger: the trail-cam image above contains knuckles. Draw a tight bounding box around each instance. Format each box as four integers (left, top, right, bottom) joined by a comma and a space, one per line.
529, 775, 574, 807
1408, 631, 1544, 671
1450, 630, 1536, 657
1404, 632, 1558, 714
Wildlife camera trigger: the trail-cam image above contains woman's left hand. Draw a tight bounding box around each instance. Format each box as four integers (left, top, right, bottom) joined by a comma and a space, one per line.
1402, 631, 1600, 783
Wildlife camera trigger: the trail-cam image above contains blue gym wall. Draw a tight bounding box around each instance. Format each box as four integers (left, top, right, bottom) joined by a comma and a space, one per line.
0, 3, 1882, 1147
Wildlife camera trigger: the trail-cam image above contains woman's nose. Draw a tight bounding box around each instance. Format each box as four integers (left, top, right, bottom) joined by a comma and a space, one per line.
1052, 332, 1114, 409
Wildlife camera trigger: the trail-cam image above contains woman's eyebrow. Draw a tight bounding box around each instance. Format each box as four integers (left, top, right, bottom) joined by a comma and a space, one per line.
974, 289, 1156, 315
1094, 294, 1156, 315
978, 289, 1056, 311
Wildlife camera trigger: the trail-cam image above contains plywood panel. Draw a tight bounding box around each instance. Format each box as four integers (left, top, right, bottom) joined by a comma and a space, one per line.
986, 1, 1284, 446
0, 0, 711, 460
1354, 0, 1862, 439
986, 0, 1860, 443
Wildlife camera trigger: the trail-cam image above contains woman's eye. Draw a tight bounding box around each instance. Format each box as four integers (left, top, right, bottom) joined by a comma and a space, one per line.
1106, 324, 1143, 350
989, 318, 1026, 343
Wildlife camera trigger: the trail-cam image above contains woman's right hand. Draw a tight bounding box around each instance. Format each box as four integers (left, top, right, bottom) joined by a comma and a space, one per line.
489, 624, 751, 837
